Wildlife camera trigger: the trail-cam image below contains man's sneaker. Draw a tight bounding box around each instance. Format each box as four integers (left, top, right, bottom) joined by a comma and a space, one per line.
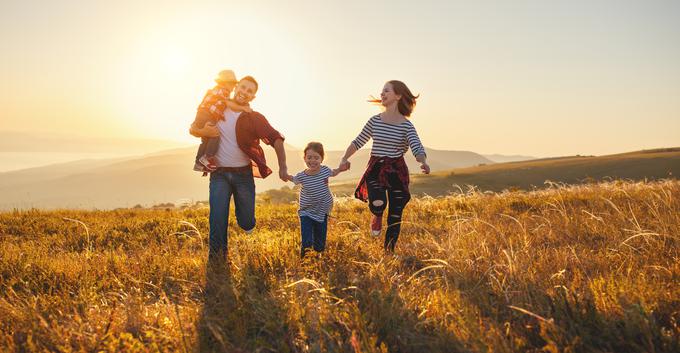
199, 155, 218, 172
370, 214, 382, 236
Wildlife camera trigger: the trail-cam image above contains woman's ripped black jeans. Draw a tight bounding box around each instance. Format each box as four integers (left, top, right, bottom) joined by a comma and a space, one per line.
366, 164, 411, 251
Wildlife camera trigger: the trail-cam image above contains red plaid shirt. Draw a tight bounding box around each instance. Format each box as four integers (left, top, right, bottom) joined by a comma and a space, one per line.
198, 85, 230, 120
354, 156, 410, 202
234, 111, 285, 179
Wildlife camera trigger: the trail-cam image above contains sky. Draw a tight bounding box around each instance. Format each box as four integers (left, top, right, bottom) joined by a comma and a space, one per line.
1, 0, 679, 158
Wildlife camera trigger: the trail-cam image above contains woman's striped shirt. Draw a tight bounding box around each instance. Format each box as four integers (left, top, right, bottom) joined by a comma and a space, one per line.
351, 115, 426, 158
292, 166, 334, 222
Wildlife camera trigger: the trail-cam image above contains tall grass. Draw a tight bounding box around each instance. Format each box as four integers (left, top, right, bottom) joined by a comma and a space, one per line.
0, 180, 678, 352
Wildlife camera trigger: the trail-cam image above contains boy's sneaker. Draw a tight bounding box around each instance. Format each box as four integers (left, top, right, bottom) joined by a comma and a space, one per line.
198, 156, 218, 172
370, 214, 382, 236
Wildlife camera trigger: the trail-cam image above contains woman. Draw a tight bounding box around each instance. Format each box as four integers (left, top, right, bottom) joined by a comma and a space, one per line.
339, 80, 430, 252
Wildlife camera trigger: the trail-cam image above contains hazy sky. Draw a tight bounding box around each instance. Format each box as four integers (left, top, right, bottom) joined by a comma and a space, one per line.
1, 0, 679, 157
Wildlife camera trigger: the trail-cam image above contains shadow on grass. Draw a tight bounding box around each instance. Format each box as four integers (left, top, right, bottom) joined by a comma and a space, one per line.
355, 284, 466, 353
322, 244, 467, 353
196, 259, 293, 353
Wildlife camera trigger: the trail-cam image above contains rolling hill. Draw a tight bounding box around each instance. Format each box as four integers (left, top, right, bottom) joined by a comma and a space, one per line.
0, 145, 490, 210
5, 143, 675, 210
329, 147, 680, 196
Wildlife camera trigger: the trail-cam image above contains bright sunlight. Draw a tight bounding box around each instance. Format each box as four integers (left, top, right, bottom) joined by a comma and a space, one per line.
110, 14, 316, 144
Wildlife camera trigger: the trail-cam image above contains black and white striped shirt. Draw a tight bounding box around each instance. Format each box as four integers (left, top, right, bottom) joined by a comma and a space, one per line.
292, 166, 334, 222
352, 115, 426, 158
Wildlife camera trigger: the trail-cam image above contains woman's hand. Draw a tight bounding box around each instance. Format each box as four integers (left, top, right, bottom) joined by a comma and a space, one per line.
415, 154, 429, 174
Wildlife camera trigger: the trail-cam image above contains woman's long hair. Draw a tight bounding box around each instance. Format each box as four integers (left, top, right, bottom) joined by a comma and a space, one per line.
367, 80, 420, 117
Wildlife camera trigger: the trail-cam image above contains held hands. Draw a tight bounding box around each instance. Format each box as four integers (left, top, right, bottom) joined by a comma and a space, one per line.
338, 159, 351, 172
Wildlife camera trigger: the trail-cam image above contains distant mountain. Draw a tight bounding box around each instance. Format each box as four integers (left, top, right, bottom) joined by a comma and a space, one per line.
0, 145, 489, 210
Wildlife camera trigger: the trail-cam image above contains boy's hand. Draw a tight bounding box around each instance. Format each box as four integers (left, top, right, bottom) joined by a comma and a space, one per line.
420, 162, 430, 174
226, 100, 253, 113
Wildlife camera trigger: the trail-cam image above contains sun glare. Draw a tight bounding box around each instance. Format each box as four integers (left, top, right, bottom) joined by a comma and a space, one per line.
110, 13, 316, 144
161, 48, 189, 75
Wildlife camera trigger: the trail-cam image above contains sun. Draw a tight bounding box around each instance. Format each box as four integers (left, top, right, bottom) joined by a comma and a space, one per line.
161, 47, 189, 75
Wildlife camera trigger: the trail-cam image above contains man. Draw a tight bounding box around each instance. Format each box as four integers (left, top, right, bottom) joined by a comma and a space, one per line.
190, 75, 288, 262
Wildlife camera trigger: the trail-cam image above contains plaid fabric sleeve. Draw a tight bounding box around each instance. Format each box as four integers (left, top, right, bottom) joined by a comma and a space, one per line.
251, 113, 285, 146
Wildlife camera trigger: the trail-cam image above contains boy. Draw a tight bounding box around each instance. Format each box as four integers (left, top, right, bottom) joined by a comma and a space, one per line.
287, 142, 349, 258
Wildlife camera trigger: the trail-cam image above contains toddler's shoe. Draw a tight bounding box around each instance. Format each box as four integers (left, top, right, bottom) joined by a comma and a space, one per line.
199, 156, 218, 172
193, 161, 206, 172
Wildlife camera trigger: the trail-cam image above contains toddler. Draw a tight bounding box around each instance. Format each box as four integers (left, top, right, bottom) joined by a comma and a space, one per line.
192, 69, 252, 172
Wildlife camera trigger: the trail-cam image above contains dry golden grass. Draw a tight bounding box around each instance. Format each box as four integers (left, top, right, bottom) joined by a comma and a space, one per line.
1, 180, 679, 352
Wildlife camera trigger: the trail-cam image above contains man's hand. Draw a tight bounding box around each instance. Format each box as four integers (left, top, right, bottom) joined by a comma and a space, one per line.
278, 167, 289, 182
203, 123, 220, 137
273, 139, 288, 182
191, 122, 220, 138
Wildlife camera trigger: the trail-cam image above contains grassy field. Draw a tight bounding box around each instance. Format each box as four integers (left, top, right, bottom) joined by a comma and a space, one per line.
1, 180, 679, 352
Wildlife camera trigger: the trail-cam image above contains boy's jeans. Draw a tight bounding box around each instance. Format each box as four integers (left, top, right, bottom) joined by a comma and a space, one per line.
193, 111, 220, 165
209, 169, 256, 261
300, 215, 328, 257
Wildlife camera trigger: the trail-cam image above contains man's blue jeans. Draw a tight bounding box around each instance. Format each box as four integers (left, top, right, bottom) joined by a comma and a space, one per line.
300, 215, 328, 257
209, 169, 256, 260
